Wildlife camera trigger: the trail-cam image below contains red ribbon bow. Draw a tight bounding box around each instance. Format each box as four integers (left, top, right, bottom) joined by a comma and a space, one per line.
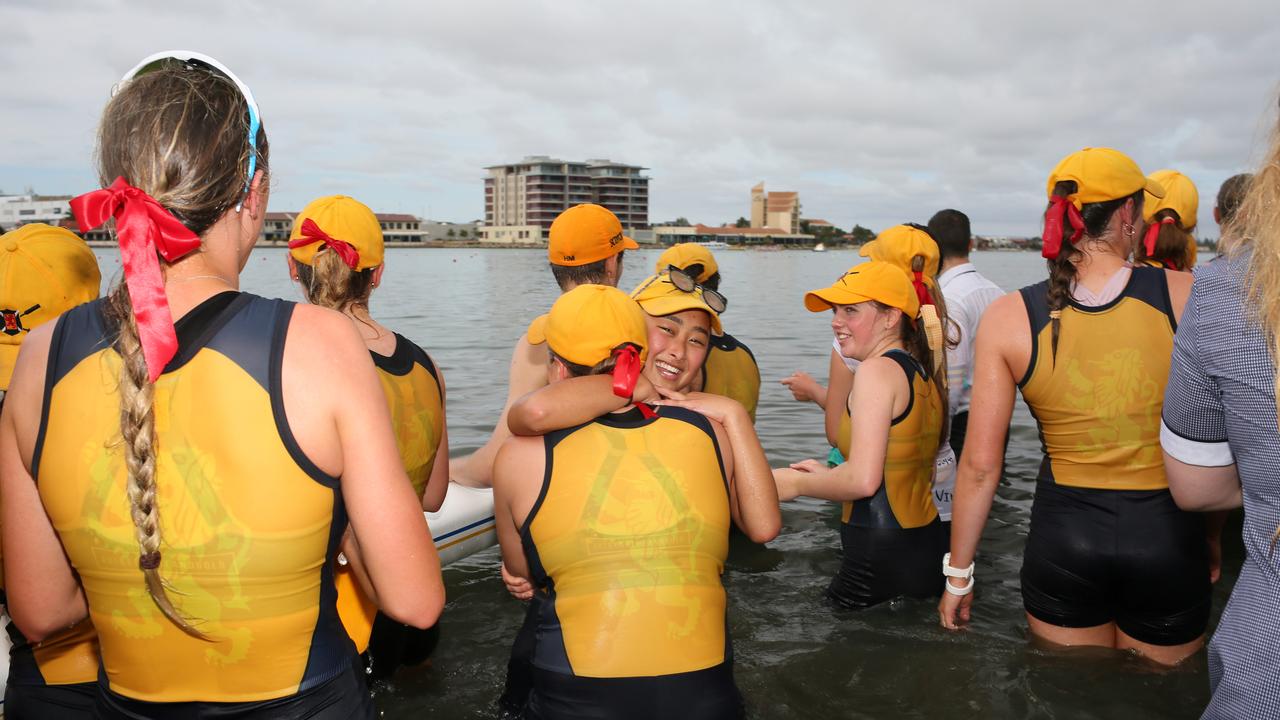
1144, 216, 1175, 258
611, 344, 643, 400
287, 218, 361, 270
1042, 195, 1085, 260
70, 177, 202, 382
912, 270, 934, 307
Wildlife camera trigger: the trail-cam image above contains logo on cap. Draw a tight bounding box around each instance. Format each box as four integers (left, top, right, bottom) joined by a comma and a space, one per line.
609, 232, 623, 247
1, 304, 40, 336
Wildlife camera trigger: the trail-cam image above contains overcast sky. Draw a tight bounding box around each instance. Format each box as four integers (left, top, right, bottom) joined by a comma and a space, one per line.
2, 0, 1277, 236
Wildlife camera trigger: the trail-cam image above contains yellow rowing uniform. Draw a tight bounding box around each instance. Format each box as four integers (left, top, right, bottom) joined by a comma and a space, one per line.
1018, 266, 1175, 490
335, 333, 444, 652
701, 332, 760, 421
35, 293, 355, 703
835, 350, 941, 529
523, 405, 731, 678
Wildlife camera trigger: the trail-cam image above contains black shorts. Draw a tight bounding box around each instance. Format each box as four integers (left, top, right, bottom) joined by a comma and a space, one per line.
1021, 480, 1211, 646
363, 612, 440, 681
827, 519, 948, 609
4, 681, 96, 719
526, 662, 744, 720
90, 654, 374, 720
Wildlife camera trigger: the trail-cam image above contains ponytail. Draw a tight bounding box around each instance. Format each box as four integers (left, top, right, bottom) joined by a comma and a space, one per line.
1138, 209, 1195, 270
295, 247, 376, 313
104, 285, 209, 640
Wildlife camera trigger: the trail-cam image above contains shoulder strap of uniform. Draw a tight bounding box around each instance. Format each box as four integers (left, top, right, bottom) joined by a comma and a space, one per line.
655, 405, 729, 490
1124, 266, 1177, 333
46, 299, 112, 388
1018, 279, 1052, 339
881, 350, 919, 425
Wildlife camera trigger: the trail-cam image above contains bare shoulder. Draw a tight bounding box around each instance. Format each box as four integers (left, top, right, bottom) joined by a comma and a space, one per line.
982, 291, 1027, 323
5, 321, 55, 432
1165, 268, 1195, 298
853, 355, 901, 385
286, 303, 368, 366
493, 435, 545, 497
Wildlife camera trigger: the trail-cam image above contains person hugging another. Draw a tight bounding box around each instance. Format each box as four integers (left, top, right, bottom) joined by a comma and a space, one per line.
493, 285, 779, 720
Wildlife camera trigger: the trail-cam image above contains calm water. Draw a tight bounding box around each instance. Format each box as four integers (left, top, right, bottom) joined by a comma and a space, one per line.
90, 248, 1238, 719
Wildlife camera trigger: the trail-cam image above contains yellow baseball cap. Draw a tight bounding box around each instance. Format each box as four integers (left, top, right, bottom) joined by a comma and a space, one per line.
1144, 169, 1198, 230
0, 224, 101, 389
1046, 147, 1165, 210
548, 204, 638, 267
289, 195, 385, 271
529, 284, 648, 367
656, 243, 718, 283
859, 225, 940, 278
630, 273, 723, 334
804, 261, 920, 319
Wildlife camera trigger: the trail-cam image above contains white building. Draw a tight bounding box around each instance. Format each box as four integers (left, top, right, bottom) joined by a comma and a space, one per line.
0, 194, 73, 229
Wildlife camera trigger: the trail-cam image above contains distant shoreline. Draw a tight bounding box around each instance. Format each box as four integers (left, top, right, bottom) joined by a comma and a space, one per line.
82, 240, 1219, 252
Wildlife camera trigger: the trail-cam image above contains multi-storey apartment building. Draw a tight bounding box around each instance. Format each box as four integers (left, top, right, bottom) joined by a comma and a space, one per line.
0, 194, 73, 230
483, 156, 649, 242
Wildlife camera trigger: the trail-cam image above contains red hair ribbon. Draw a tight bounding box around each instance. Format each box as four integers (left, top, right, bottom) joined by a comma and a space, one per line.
1144, 216, 1176, 258
611, 344, 643, 400
70, 176, 202, 382
288, 218, 361, 270
1042, 195, 1085, 260
911, 271, 934, 307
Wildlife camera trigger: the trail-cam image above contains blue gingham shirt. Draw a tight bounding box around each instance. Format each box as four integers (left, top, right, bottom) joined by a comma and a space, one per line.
1161, 251, 1280, 720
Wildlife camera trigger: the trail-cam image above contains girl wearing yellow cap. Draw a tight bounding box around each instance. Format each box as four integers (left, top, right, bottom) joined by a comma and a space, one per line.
286, 194, 450, 681
773, 260, 949, 608
1138, 169, 1199, 271
0, 52, 442, 717
939, 148, 1211, 666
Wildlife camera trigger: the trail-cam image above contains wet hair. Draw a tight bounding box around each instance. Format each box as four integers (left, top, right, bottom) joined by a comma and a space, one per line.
294, 252, 376, 313
550, 250, 623, 291
549, 350, 619, 378
1044, 181, 1141, 360
927, 209, 971, 261
871, 301, 950, 449
1217, 173, 1253, 229
97, 65, 268, 638
1137, 209, 1195, 271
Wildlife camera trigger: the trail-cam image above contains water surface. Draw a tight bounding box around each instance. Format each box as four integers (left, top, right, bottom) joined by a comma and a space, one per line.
90, 247, 1236, 719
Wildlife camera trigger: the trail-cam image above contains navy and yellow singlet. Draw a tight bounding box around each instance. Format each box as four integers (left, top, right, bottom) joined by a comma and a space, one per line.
1018, 266, 1175, 491
335, 333, 444, 654
34, 292, 359, 705
701, 333, 760, 422
522, 405, 732, 679
836, 350, 941, 530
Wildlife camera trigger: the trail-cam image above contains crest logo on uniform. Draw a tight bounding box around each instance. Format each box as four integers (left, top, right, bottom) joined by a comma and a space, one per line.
1, 304, 40, 336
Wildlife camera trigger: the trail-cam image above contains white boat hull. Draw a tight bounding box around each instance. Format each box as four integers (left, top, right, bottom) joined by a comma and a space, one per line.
428, 482, 497, 567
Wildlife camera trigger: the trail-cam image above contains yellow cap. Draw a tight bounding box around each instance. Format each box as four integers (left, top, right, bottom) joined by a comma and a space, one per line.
0, 224, 101, 390
1144, 169, 1198, 230
656, 243, 718, 283
804, 261, 920, 318
630, 273, 723, 334
548, 204, 638, 267
529, 285, 648, 367
859, 225, 940, 278
289, 195, 385, 271
1046, 147, 1165, 210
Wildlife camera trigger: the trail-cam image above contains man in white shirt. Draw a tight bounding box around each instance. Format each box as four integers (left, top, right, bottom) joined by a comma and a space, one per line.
928, 209, 1004, 458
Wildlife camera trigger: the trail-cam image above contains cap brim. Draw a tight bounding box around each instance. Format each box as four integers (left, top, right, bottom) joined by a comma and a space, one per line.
620, 235, 639, 251
0, 344, 16, 391
1144, 177, 1166, 199
638, 296, 722, 334
804, 287, 872, 312
858, 241, 876, 258
526, 314, 548, 344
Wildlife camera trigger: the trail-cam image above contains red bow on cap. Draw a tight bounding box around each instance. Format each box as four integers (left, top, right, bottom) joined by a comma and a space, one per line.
911, 271, 934, 307
1042, 195, 1085, 260
610, 344, 655, 418
70, 177, 202, 382
288, 218, 360, 270
1144, 216, 1175, 259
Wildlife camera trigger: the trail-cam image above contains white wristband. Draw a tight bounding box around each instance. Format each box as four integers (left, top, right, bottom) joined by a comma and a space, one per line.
944, 575, 975, 596
942, 552, 974, 580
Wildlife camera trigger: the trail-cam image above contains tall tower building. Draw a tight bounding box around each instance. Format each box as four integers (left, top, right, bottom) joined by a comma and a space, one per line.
484, 156, 649, 232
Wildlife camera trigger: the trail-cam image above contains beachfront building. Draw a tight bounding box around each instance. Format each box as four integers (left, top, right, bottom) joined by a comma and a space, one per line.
750, 183, 801, 235
482, 156, 649, 244
258, 212, 430, 244
0, 193, 73, 230
655, 224, 814, 247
